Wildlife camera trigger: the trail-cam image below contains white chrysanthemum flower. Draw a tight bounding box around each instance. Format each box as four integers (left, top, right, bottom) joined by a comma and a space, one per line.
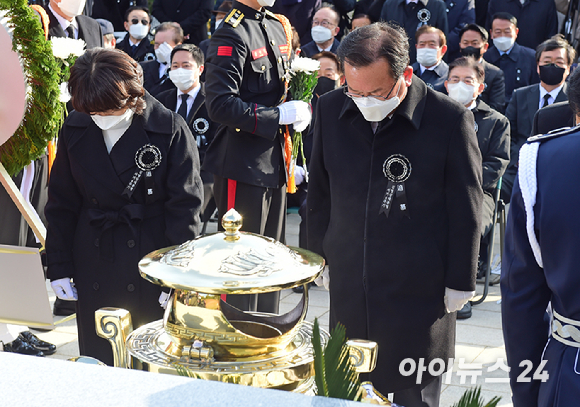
291, 57, 320, 74
51, 37, 86, 59
59, 82, 71, 103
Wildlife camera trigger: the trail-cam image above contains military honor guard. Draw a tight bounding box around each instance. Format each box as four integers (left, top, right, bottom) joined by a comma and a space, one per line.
204, 0, 311, 313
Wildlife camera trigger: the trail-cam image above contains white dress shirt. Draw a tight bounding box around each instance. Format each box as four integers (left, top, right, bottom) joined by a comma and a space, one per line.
48, 3, 78, 39
175, 84, 201, 118
538, 83, 564, 110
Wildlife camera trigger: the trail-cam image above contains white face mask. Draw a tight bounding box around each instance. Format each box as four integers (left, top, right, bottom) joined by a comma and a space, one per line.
447, 82, 476, 106
169, 68, 198, 91
215, 19, 223, 29
311, 25, 333, 44
155, 42, 173, 64
129, 23, 149, 40
416, 48, 439, 67
493, 36, 515, 53
57, 0, 86, 18
91, 109, 134, 131
257, 0, 276, 7
352, 80, 402, 122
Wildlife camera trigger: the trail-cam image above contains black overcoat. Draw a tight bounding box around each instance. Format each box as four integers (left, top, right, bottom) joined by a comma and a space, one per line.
45, 94, 203, 365
307, 77, 483, 392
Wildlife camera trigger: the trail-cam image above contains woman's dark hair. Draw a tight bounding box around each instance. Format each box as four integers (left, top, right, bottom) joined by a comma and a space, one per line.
448, 56, 485, 83
68, 48, 146, 115
337, 22, 409, 79
568, 67, 580, 115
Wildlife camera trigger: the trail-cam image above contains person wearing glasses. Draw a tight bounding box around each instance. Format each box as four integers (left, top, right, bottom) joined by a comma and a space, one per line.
307, 23, 482, 406
300, 6, 341, 58
116, 6, 155, 63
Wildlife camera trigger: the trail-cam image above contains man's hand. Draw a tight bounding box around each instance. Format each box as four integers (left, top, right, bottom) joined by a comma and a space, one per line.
278, 100, 312, 132
444, 287, 475, 313
51, 278, 78, 301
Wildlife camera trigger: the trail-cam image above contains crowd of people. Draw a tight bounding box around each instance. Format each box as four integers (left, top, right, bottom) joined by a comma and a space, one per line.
1, 0, 580, 406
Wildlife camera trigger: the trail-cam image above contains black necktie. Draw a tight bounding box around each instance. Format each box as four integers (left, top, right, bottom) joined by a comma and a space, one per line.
542, 93, 551, 108
177, 94, 189, 119
65, 25, 74, 38
131, 44, 137, 56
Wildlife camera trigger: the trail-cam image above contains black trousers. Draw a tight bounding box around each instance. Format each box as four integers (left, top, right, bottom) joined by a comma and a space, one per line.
392, 375, 442, 407
213, 174, 286, 313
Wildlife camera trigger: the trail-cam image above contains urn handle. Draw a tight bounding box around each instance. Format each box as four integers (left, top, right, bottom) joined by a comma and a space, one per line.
346, 339, 378, 373
95, 308, 133, 368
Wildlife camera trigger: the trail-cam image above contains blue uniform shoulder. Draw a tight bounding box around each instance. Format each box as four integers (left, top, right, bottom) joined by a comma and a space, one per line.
527, 125, 580, 144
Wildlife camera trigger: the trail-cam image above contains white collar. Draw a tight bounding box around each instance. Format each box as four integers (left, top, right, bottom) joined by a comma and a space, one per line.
129, 37, 141, 47
49, 3, 77, 33
177, 84, 201, 101
539, 82, 564, 101
467, 100, 477, 110
419, 60, 441, 75
406, 0, 419, 3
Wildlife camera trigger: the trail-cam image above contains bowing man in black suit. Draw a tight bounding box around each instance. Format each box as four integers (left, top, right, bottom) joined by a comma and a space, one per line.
46, 0, 103, 48
157, 44, 216, 222
115, 6, 155, 63
502, 35, 575, 202
459, 23, 505, 113
412, 25, 449, 94
140, 22, 183, 98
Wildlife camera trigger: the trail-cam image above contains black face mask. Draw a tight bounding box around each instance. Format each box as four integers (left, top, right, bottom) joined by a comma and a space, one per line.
314, 76, 338, 96
461, 46, 482, 59
539, 64, 566, 86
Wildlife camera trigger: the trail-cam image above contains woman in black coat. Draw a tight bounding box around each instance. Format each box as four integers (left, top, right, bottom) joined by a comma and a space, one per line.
45, 49, 203, 366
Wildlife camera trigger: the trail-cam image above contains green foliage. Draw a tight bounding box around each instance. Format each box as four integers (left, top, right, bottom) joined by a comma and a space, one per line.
0, 0, 64, 175
288, 68, 318, 166
312, 319, 361, 401
452, 386, 502, 407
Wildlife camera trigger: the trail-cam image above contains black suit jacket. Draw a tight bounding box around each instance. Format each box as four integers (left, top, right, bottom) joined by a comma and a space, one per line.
152, 0, 213, 45
479, 59, 505, 113
140, 60, 176, 98
116, 36, 155, 63
412, 61, 448, 94
300, 38, 340, 58
46, 6, 103, 49
531, 101, 574, 136
91, 0, 149, 31
156, 85, 216, 183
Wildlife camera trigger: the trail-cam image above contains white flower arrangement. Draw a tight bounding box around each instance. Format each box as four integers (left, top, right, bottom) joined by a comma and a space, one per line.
50, 37, 86, 60
58, 82, 70, 103
290, 56, 321, 74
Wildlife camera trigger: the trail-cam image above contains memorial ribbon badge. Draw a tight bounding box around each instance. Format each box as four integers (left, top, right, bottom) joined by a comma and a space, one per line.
379, 154, 411, 218
123, 144, 162, 200
193, 117, 209, 147
417, 8, 431, 29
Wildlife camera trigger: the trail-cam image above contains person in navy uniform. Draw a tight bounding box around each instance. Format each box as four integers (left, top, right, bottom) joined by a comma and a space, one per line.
204, 0, 311, 313
501, 65, 580, 407
378, 0, 449, 64
483, 12, 539, 106
444, 0, 475, 61
412, 25, 449, 93
115, 6, 155, 63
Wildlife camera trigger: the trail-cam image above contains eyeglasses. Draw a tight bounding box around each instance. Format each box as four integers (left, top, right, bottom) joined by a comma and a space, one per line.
131, 18, 149, 25
447, 77, 477, 86
343, 78, 399, 101
312, 20, 335, 29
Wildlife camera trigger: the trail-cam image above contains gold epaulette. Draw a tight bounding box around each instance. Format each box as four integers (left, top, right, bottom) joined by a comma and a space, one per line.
224, 8, 244, 28
264, 10, 278, 19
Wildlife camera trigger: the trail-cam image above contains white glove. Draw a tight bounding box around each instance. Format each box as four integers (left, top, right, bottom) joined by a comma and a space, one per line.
294, 165, 305, 185
156, 42, 173, 64
314, 265, 330, 291
158, 290, 172, 309
444, 287, 475, 313
51, 278, 78, 301
278, 100, 312, 132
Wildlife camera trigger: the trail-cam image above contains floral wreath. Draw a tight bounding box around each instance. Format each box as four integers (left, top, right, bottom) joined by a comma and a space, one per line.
0, 0, 63, 176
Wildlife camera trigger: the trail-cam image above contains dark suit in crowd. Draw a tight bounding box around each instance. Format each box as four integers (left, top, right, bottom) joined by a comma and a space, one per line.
116, 35, 155, 63
486, 0, 558, 51
480, 59, 505, 113
532, 101, 574, 136
484, 42, 539, 106
412, 60, 449, 93
46, 4, 103, 48
152, 0, 213, 45
502, 82, 569, 201
379, 0, 449, 64
140, 60, 175, 97
267, 0, 321, 44
300, 38, 340, 58
91, 0, 149, 31
445, 0, 476, 61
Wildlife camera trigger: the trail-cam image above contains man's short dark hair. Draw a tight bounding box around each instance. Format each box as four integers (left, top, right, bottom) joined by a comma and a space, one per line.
155, 22, 184, 45
170, 44, 205, 67
314, 4, 340, 26
535, 34, 576, 66
491, 12, 518, 28
337, 22, 409, 79
448, 56, 485, 83
459, 23, 489, 43
312, 51, 342, 75
567, 67, 580, 115
415, 25, 446, 47
69, 49, 146, 115
124, 6, 150, 22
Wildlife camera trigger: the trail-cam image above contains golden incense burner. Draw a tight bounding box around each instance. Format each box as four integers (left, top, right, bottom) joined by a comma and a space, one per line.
95, 209, 378, 394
